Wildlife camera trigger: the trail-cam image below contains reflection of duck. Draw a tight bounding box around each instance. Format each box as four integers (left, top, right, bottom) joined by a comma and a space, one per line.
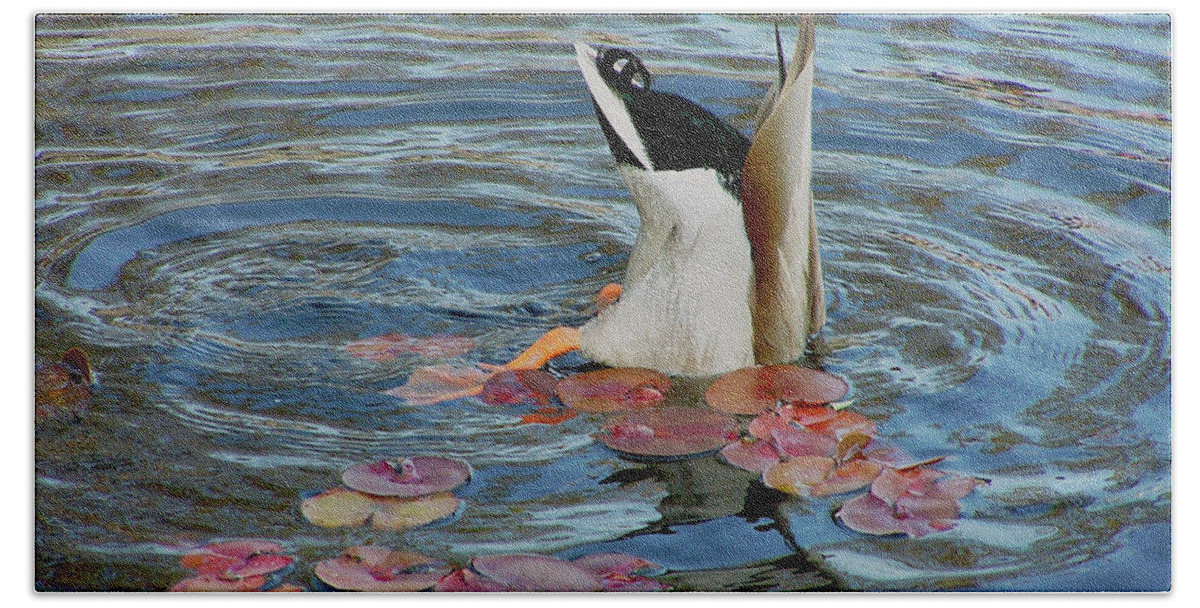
508, 17, 823, 376
35, 347, 94, 420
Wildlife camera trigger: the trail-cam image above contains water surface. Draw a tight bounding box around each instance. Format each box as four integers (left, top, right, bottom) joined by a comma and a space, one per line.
34, 13, 1170, 591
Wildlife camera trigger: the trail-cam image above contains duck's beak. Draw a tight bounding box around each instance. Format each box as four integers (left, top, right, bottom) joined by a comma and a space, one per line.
574, 42, 654, 170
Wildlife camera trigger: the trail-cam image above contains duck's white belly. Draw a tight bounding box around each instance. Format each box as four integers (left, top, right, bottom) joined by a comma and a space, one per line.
580, 167, 755, 376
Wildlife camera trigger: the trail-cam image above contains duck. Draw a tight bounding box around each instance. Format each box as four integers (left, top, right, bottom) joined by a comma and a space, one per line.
507, 16, 823, 376
391, 17, 824, 404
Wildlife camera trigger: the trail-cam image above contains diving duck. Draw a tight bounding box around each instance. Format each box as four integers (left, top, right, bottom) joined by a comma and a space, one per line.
390, 17, 824, 403
508, 16, 823, 376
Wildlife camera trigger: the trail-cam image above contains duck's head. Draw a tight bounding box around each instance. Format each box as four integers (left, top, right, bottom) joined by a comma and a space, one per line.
574, 43, 750, 197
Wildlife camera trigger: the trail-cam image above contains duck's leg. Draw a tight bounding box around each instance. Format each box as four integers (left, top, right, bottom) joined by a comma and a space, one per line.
502, 326, 581, 369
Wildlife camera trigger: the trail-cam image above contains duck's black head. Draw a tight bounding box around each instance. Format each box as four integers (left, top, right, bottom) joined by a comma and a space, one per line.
576, 44, 751, 196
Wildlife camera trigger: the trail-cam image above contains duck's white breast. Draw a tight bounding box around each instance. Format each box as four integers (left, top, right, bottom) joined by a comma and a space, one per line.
580, 166, 755, 376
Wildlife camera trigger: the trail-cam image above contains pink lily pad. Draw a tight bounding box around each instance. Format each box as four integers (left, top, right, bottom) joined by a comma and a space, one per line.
180, 539, 294, 579
170, 574, 269, 592
809, 459, 885, 497
836, 466, 986, 537
806, 410, 877, 440
719, 438, 782, 473
770, 424, 840, 459
434, 567, 510, 592
555, 367, 671, 413
596, 407, 739, 459
346, 333, 475, 361
571, 553, 669, 592
481, 368, 558, 406
301, 487, 460, 530
763, 455, 837, 494
705, 365, 849, 415
470, 554, 605, 592
314, 546, 452, 592
384, 364, 493, 405
342, 456, 470, 497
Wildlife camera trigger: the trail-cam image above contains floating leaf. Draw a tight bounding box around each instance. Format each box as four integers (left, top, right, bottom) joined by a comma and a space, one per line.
481, 368, 558, 406
770, 424, 840, 459
301, 487, 460, 530
596, 407, 738, 459
809, 459, 884, 497
763, 456, 836, 494
35, 348, 94, 420
470, 554, 605, 592
835, 466, 985, 537
807, 410, 877, 440
705, 365, 849, 414
434, 567, 510, 592
519, 407, 578, 426
556, 368, 670, 413
314, 546, 452, 592
342, 456, 470, 497
170, 574, 268, 592
719, 438, 781, 473
384, 364, 493, 405
572, 554, 669, 592
346, 333, 475, 362
180, 539, 294, 580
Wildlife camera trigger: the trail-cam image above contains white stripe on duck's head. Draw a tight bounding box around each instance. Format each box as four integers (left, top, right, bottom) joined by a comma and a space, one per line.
574, 43, 750, 198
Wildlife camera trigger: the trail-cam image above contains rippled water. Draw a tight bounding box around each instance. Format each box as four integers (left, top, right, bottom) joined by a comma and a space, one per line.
34, 13, 1170, 591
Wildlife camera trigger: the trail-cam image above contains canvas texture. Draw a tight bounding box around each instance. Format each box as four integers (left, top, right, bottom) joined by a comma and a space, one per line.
34, 13, 1171, 592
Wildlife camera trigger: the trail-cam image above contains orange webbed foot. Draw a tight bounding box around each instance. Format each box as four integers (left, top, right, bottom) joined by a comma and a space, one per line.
386, 327, 580, 406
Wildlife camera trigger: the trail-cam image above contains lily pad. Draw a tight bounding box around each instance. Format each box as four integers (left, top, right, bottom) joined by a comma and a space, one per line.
170, 574, 269, 592
314, 546, 452, 592
470, 554, 605, 592
342, 456, 470, 497
180, 539, 294, 580
434, 567, 510, 592
705, 365, 849, 414
835, 466, 986, 537
807, 410, 877, 440
384, 364, 493, 405
481, 368, 558, 406
555, 367, 670, 413
301, 487, 460, 530
596, 407, 739, 459
719, 437, 781, 473
572, 553, 669, 592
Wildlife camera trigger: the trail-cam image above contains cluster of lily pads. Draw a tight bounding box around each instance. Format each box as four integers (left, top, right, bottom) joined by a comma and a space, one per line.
170, 540, 301, 592
386, 354, 985, 538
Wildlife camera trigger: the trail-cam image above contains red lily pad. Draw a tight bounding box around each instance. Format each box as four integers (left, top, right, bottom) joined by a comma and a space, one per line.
719, 437, 782, 473
314, 546, 452, 592
836, 466, 986, 537
481, 368, 557, 406
384, 364, 493, 405
342, 456, 470, 497
572, 553, 669, 592
170, 574, 269, 592
705, 365, 849, 415
301, 487, 460, 530
434, 567, 510, 592
555, 368, 671, 413
807, 410, 877, 440
596, 407, 739, 459
180, 539, 293, 579
346, 333, 475, 362
770, 424, 840, 459
470, 554, 605, 592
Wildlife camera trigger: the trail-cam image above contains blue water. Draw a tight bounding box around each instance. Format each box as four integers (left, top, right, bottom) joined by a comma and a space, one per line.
34, 13, 1170, 591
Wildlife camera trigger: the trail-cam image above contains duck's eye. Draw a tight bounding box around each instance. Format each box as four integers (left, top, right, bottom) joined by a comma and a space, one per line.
598, 48, 652, 93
